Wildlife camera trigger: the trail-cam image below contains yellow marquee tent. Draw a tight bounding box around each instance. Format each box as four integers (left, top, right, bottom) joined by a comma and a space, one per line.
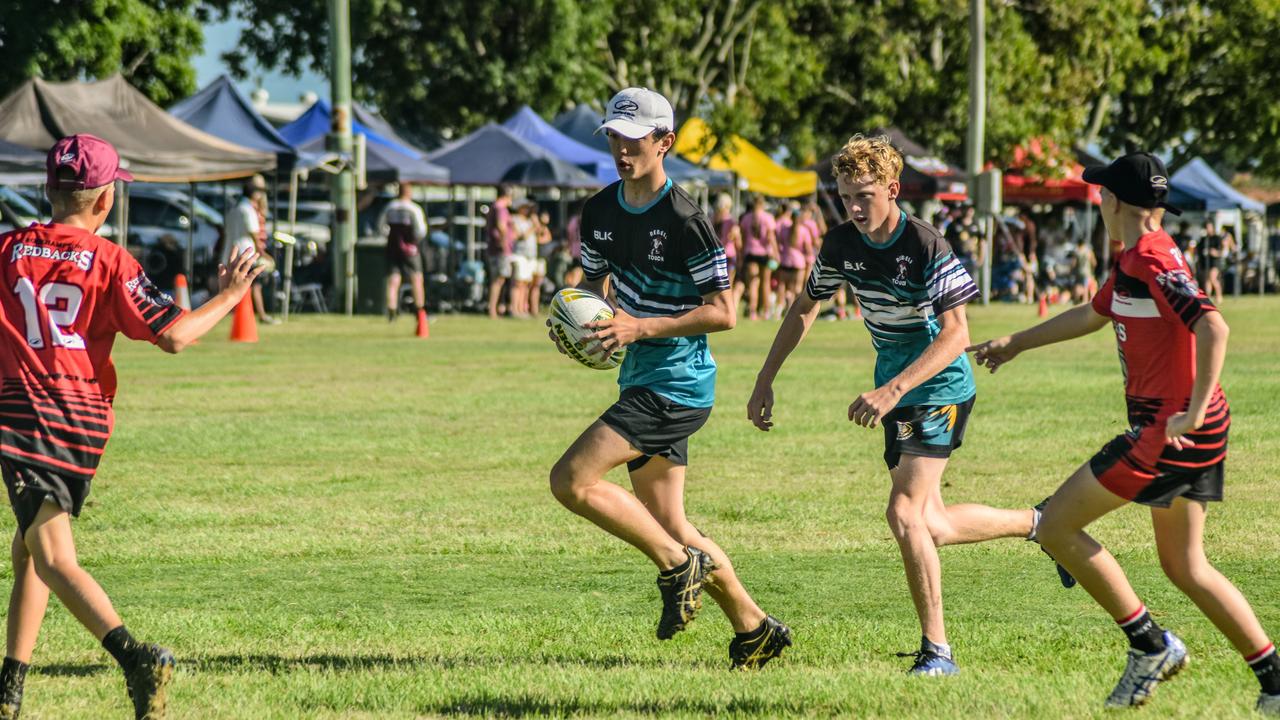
675, 117, 817, 198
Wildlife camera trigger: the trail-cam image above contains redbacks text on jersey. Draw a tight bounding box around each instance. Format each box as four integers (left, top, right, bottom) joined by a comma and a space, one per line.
1, 223, 185, 479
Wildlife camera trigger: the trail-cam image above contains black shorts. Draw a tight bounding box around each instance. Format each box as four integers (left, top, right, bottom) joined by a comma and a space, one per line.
881, 396, 975, 470
1089, 405, 1229, 508
744, 254, 771, 268
1, 459, 89, 536
388, 253, 423, 277
599, 387, 712, 472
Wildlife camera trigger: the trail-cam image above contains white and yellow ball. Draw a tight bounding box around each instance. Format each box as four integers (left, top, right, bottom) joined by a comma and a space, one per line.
548, 288, 626, 370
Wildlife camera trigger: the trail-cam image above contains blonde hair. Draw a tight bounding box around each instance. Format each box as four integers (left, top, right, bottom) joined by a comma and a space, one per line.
47, 183, 110, 217
832, 134, 903, 186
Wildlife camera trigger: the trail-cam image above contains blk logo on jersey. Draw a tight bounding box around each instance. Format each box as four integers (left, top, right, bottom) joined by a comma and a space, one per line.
844, 261, 866, 272
593, 230, 613, 242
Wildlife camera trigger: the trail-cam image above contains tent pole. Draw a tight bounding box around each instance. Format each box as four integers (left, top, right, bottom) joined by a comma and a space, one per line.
187, 182, 196, 286
114, 180, 128, 249
1235, 209, 1243, 298
283, 169, 300, 321
466, 186, 476, 263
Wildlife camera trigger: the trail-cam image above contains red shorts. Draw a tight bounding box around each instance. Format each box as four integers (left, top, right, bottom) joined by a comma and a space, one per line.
1089, 395, 1229, 507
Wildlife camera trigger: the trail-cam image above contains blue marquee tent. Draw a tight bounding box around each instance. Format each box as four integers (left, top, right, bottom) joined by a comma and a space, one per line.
502, 106, 616, 184
426, 123, 591, 186
279, 99, 425, 160
1169, 157, 1265, 213
297, 134, 449, 184
169, 75, 303, 168
500, 157, 598, 188
551, 104, 734, 187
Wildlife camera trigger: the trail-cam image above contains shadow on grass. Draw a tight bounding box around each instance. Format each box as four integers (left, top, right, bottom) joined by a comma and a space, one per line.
37, 651, 678, 677
431, 695, 790, 717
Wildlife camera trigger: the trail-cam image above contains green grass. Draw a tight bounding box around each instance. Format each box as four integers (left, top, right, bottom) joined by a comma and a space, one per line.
5, 298, 1280, 718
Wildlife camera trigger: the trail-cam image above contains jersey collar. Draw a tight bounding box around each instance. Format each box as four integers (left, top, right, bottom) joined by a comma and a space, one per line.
617, 178, 673, 215
859, 207, 906, 249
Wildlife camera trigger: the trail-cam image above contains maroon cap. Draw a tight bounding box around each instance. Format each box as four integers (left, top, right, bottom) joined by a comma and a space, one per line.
46, 134, 134, 190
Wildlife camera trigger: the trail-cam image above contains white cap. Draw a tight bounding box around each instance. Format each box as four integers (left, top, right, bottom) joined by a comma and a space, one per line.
596, 88, 675, 140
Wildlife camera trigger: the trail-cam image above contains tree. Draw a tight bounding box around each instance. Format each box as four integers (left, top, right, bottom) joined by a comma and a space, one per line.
0, 0, 207, 105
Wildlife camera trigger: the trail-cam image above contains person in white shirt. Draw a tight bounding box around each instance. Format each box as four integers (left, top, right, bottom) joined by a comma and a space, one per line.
221, 175, 275, 323
377, 182, 428, 322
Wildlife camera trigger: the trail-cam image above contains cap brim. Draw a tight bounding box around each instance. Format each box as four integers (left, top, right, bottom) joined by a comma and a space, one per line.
115, 168, 134, 183
595, 118, 655, 140
1080, 166, 1108, 185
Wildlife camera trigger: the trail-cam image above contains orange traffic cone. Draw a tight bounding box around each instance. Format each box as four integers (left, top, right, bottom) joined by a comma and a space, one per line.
415, 308, 430, 338
1037, 295, 1049, 318
230, 292, 258, 343
173, 274, 191, 311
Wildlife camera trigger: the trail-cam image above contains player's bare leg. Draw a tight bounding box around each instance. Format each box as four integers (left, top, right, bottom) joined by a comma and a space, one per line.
1152, 498, 1271, 654
1036, 464, 1140, 619
886, 454, 949, 645
6, 531, 50, 663
550, 421, 686, 570
924, 488, 1035, 546
630, 457, 765, 632
487, 275, 505, 318
743, 263, 762, 319
386, 270, 403, 320
23, 502, 121, 638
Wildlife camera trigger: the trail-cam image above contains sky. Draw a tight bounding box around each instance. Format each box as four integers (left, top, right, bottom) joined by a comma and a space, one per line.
191, 18, 327, 105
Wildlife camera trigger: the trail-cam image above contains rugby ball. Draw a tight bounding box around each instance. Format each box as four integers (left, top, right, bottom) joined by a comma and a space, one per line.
548, 288, 626, 370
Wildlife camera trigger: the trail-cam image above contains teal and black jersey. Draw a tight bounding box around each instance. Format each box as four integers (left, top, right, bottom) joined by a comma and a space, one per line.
580, 179, 730, 408
805, 210, 978, 407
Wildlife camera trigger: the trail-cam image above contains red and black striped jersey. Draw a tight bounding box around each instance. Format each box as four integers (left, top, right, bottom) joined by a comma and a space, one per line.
1, 223, 185, 479
1092, 228, 1219, 404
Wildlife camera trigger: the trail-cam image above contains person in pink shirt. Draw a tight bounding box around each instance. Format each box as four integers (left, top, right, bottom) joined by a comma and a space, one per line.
739, 195, 778, 320
776, 205, 813, 315
485, 185, 516, 318
713, 197, 744, 313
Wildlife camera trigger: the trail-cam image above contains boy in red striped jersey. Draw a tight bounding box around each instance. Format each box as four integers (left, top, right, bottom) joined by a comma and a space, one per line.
0, 135, 262, 719
969, 152, 1280, 715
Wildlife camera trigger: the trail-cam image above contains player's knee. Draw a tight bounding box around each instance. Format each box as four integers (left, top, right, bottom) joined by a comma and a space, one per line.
9, 534, 29, 568
548, 462, 587, 507
1159, 553, 1212, 592
31, 550, 79, 584
885, 498, 924, 539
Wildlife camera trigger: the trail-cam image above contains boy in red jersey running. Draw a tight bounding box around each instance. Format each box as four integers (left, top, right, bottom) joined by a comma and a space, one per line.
969, 152, 1280, 715
0, 135, 262, 719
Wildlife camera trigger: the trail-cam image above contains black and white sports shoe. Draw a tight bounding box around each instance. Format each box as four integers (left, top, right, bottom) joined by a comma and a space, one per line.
656, 546, 716, 640
729, 616, 793, 670
1029, 496, 1077, 589
122, 644, 175, 720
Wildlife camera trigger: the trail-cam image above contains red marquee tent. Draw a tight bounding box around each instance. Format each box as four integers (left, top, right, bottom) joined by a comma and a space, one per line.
1000, 139, 1101, 205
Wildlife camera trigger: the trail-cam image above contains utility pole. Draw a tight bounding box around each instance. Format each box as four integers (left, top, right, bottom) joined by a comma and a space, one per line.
328, 0, 356, 314
967, 0, 991, 304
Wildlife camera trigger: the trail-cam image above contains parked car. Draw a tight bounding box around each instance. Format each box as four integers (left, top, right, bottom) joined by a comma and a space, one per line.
0, 186, 39, 233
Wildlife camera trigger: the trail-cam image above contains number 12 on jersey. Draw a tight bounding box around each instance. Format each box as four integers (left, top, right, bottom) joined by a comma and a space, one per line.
13, 278, 86, 350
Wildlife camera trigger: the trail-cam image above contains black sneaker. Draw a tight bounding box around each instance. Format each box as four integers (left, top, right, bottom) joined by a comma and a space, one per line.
0, 659, 27, 719
655, 547, 716, 640
1030, 496, 1077, 589
729, 615, 792, 670
123, 644, 175, 720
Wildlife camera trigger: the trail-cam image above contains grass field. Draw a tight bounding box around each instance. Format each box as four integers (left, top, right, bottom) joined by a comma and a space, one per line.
5, 298, 1279, 718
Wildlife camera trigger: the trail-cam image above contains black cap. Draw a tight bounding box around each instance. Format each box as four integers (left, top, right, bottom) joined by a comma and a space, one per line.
1082, 152, 1181, 216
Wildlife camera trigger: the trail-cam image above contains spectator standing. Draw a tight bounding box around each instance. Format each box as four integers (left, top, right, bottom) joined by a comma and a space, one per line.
377, 182, 428, 323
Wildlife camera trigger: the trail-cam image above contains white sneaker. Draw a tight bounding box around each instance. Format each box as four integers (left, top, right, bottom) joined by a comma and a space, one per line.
1258, 692, 1280, 716
1104, 631, 1189, 708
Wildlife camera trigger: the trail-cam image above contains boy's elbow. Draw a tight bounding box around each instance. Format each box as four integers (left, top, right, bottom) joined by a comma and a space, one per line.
156, 334, 185, 354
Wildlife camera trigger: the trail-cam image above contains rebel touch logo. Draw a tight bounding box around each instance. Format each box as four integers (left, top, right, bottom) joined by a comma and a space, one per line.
893, 254, 914, 286
648, 229, 667, 262
1156, 269, 1199, 297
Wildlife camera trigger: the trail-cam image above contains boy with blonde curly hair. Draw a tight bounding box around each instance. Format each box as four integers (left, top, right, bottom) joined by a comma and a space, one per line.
748, 134, 1052, 675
